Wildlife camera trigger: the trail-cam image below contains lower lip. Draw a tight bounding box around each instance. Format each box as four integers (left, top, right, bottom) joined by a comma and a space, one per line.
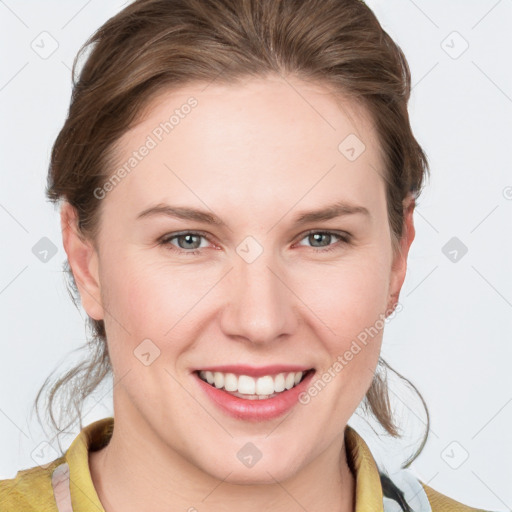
193, 370, 315, 421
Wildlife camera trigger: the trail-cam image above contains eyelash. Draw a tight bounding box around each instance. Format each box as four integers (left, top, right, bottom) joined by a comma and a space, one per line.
158, 229, 352, 256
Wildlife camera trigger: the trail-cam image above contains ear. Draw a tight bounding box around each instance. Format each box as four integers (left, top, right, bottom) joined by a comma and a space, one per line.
387, 194, 416, 313
60, 201, 104, 321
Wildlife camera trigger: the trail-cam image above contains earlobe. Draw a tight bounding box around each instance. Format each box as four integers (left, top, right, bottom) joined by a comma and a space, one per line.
60, 202, 104, 321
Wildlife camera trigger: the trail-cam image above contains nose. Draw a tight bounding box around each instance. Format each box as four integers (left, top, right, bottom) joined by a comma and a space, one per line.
219, 248, 298, 346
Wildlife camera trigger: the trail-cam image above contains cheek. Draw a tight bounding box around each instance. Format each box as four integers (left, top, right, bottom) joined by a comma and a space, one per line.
101, 251, 197, 327
97, 255, 178, 361
98, 252, 219, 365
292, 253, 389, 381
295, 252, 391, 332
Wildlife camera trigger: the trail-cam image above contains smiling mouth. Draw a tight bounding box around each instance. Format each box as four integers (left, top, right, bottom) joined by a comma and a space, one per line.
195, 368, 315, 400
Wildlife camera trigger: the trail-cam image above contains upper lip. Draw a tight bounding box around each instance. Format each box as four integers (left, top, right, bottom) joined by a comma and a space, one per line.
193, 364, 314, 378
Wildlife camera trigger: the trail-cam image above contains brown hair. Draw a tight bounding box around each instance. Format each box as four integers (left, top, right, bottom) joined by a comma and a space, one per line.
37, 0, 430, 471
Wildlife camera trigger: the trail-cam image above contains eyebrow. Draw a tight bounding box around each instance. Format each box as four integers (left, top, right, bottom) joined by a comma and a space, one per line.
136, 200, 371, 226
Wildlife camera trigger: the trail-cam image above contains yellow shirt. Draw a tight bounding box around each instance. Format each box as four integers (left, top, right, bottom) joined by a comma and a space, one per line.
0, 417, 491, 511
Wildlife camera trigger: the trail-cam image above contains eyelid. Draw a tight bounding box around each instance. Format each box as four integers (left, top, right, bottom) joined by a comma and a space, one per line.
295, 228, 351, 240
160, 229, 352, 257
160, 228, 351, 244
159, 229, 216, 247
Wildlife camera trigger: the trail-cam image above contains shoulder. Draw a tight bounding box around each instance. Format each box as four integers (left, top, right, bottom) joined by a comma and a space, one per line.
0, 457, 64, 512
0, 417, 113, 512
382, 468, 496, 512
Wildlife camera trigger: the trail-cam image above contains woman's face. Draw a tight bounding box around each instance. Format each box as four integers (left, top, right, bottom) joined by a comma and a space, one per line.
64, 75, 413, 483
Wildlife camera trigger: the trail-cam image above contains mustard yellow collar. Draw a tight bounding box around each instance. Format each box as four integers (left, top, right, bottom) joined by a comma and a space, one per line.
64, 417, 384, 512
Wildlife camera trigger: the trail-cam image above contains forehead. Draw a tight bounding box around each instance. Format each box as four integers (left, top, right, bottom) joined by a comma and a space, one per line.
103, 76, 385, 222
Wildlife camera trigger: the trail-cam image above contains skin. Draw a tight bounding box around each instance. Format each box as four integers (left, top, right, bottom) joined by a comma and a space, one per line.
61, 74, 415, 512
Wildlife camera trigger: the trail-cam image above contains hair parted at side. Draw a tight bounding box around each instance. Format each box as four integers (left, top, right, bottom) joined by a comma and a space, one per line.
38, 0, 430, 474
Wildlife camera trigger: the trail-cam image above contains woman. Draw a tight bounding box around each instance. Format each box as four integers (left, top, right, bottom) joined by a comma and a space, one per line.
0, 0, 494, 510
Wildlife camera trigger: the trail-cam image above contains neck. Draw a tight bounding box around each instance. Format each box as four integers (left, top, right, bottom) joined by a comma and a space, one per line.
89, 414, 356, 512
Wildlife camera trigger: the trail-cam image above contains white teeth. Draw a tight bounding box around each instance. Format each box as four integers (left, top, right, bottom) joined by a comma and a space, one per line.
198, 370, 308, 397
213, 372, 224, 389
224, 373, 238, 392
274, 373, 285, 392
255, 375, 274, 395
238, 375, 256, 394
285, 372, 295, 390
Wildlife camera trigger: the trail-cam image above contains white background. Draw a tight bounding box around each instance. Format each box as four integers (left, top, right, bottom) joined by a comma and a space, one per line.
0, 1, 511, 510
